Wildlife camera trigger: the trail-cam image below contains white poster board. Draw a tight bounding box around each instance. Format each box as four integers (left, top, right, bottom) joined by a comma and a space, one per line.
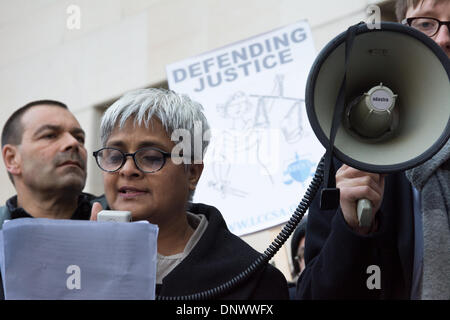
167, 20, 324, 236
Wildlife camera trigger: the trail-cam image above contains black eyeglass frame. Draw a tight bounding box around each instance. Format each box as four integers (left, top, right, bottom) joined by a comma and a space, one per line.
402, 17, 450, 37
93, 146, 172, 173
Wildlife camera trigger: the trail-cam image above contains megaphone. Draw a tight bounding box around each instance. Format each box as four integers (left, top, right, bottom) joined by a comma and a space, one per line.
305, 22, 450, 227
156, 22, 449, 301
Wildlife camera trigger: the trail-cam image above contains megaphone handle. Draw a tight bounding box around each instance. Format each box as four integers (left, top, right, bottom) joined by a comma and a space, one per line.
357, 198, 373, 227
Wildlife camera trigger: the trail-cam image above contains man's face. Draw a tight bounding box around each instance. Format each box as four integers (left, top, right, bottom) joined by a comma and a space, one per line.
16, 105, 87, 193
102, 118, 203, 226
406, 0, 450, 57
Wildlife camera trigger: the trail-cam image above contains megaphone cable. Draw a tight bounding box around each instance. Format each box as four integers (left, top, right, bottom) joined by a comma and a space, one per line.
156, 156, 325, 300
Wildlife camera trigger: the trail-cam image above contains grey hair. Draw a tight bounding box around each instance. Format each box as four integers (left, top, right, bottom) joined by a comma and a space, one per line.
100, 88, 210, 156
100, 88, 211, 201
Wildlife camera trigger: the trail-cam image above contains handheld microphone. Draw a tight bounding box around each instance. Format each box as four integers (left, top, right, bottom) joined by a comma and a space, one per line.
97, 210, 132, 223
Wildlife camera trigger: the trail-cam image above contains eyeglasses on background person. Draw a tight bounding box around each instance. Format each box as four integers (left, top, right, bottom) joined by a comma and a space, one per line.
93, 147, 171, 173
402, 17, 450, 37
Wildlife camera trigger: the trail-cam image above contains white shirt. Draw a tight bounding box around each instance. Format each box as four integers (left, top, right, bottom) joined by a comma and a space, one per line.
156, 212, 208, 284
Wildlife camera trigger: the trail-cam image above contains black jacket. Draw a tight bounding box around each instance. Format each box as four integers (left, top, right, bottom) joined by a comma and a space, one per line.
156, 203, 289, 300
296, 162, 415, 299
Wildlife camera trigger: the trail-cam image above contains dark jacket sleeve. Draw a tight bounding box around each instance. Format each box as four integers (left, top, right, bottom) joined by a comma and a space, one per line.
296, 163, 391, 299
249, 264, 289, 300
296, 208, 385, 299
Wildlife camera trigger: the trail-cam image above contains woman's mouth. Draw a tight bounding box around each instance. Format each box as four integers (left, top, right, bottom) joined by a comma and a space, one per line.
118, 186, 148, 198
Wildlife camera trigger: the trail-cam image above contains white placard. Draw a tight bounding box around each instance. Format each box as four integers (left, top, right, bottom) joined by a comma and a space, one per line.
167, 20, 324, 236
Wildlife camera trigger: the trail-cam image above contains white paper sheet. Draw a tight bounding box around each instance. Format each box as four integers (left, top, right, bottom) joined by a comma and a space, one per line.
0, 218, 158, 300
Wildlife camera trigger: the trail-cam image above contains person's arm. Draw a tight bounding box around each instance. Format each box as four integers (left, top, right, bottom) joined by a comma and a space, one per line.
250, 264, 290, 300
296, 163, 386, 299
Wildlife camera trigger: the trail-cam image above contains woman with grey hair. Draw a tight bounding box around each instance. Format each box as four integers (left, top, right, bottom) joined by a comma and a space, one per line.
91, 88, 289, 299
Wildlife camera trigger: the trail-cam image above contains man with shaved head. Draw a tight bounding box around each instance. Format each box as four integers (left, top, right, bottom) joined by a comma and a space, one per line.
0, 100, 97, 299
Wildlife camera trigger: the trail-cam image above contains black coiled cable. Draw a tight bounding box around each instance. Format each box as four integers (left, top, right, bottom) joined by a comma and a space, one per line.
156, 156, 325, 300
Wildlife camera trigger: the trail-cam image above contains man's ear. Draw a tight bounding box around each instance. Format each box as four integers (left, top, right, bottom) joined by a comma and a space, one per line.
2, 144, 21, 176
188, 163, 204, 192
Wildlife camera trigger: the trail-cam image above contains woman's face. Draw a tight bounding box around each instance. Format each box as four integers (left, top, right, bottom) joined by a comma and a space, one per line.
102, 118, 203, 227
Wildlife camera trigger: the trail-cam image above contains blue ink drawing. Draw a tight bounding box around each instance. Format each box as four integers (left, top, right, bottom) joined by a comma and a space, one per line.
283, 153, 314, 185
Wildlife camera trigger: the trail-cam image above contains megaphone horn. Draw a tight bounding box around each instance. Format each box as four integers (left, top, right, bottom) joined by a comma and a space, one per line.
305, 22, 450, 226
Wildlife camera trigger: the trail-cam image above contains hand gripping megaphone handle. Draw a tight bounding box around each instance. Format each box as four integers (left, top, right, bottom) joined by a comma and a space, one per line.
357, 198, 373, 227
